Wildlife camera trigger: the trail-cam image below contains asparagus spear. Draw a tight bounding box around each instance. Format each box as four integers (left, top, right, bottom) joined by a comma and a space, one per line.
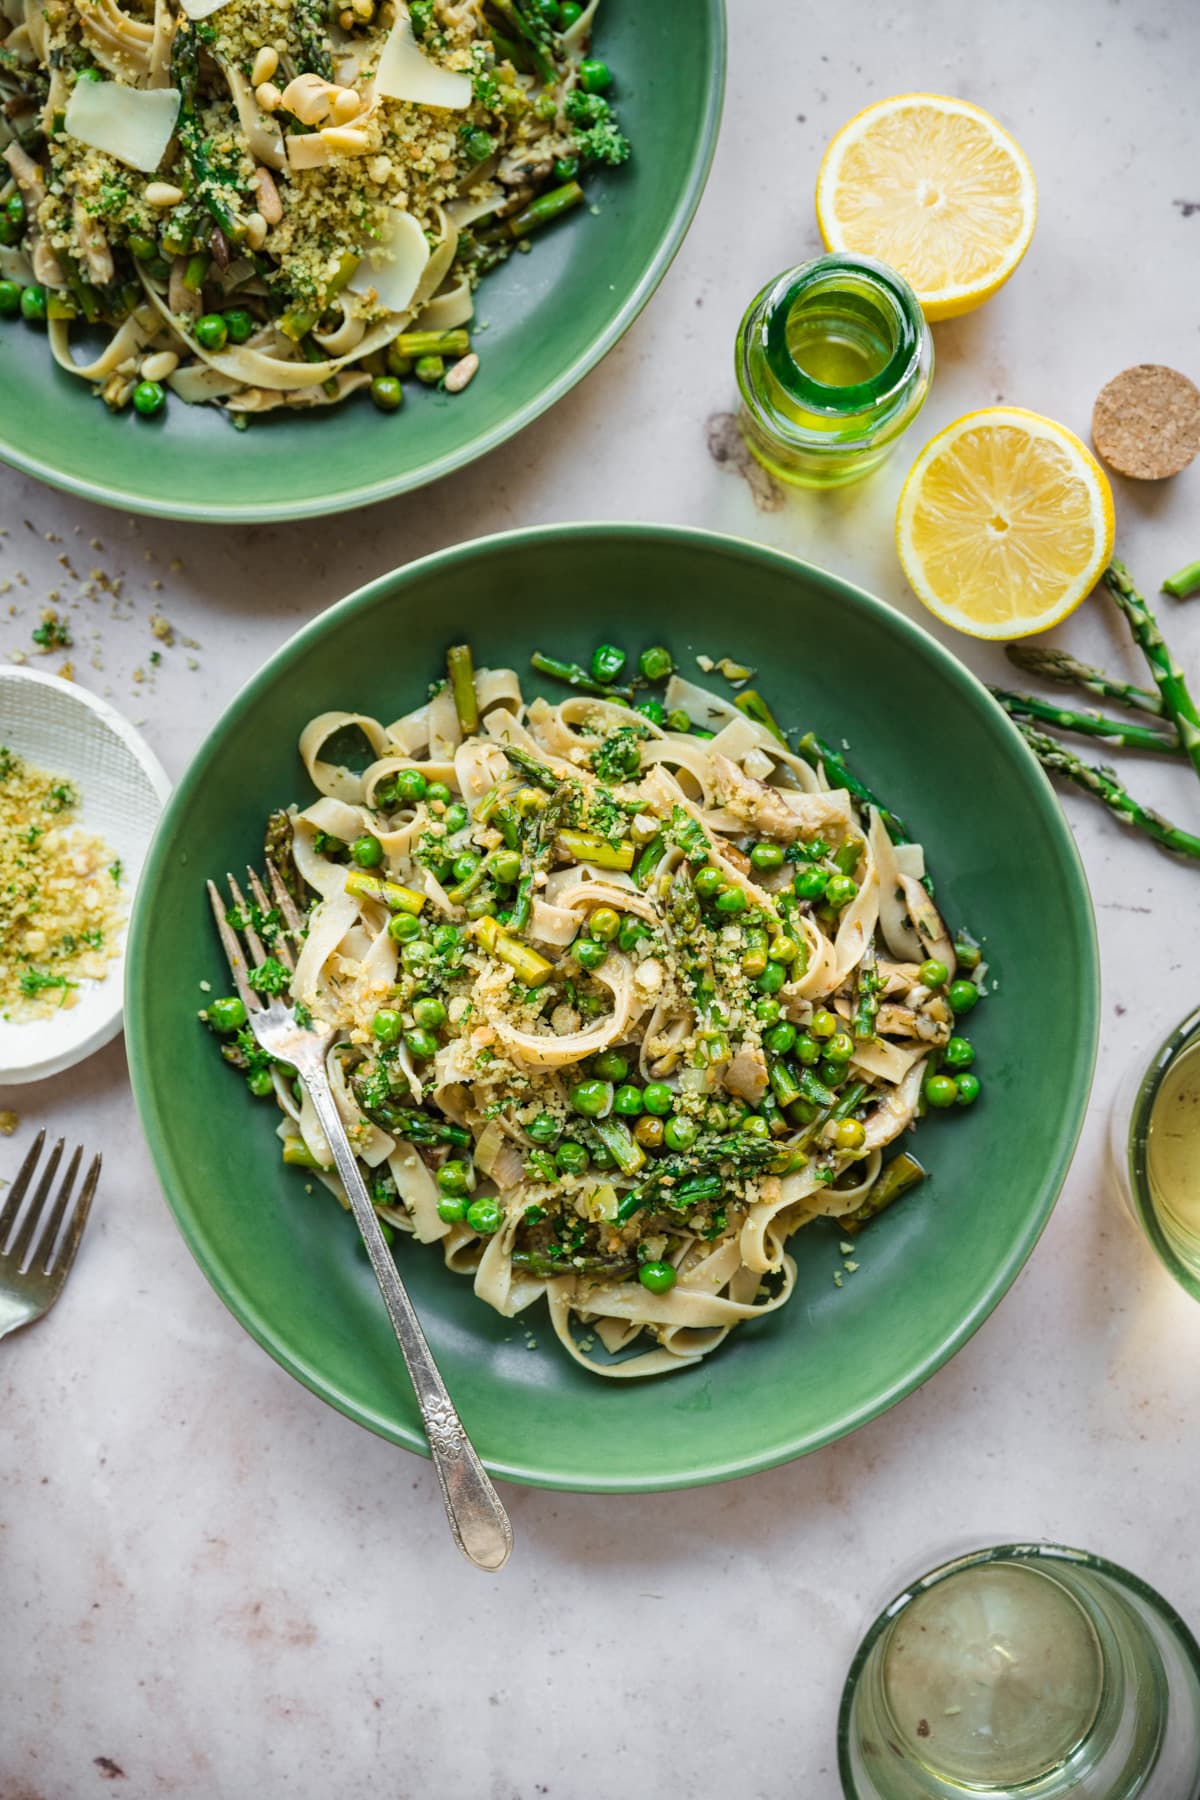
530, 650, 633, 701
501, 743, 563, 793
735, 689, 788, 745
446, 642, 480, 735
1014, 722, 1200, 861
854, 940, 880, 1041
1003, 644, 1163, 718
292, 0, 334, 78
794, 732, 913, 848
170, 24, 247, 241
989, 689, 1181, 756
508, 182, 584, 239
1163, 560, 1200, 600
1104, 560, 1200, 779
509, 786, 573, 931
840, 1152, 926, 1235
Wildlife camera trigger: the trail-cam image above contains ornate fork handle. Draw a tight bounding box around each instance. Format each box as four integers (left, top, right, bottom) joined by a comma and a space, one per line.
303, 1071, 513, 1572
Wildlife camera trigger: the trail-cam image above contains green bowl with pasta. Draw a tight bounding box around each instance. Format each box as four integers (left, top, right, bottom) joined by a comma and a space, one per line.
126, 524, 1099, 1491
0, 0, 722, 522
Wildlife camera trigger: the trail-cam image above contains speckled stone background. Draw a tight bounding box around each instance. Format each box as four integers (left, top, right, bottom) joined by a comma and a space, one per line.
3, 1, 1200, 1794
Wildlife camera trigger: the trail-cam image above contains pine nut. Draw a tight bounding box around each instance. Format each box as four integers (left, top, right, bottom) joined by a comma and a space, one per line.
253, 165, 283, 224
245, 211, 269, 251
256, 81, 282, 112
141, 350, 179, 382
329, 87, 362, 125
444, 352, 479, 394
145, 182, 184, 207
251, 45, 278, 86
320, 126, 370, 154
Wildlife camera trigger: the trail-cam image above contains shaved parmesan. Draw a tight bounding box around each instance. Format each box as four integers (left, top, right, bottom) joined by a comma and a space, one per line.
374, 8, 471, 109
352, 206, 431, 314
64, 80, 181, 173
180, 0, 233, 16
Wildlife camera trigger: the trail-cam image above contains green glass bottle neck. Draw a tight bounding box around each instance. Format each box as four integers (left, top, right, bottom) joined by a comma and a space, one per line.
757, 253, 926, 419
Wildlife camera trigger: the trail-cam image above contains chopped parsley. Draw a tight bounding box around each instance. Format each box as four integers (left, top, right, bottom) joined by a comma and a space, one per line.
589, 726, 645, 782
32, 613, 72, 651
18, 968, 77, 999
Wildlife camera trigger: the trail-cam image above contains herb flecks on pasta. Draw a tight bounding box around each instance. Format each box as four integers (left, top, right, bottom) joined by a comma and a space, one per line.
201, 645, 988, 1378
0, 0, 627, 419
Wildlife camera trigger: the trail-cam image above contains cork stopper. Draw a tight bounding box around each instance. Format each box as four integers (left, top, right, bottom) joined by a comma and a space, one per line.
1092, 364, 1200, 480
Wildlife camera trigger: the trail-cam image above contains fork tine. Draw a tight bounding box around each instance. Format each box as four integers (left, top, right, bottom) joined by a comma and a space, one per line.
266, 857, 306, 938
207, 879, 261, 1014
7, 1137, 63, 1267
0, 1127, 46, 1246
227, 872, 267, 967
247, 866, 293, 972
49, 1152, 101, 1279
26, 1143, 82, 1272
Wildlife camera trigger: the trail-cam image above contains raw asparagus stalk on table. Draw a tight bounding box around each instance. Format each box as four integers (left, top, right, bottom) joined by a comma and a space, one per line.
1003, 643, 1164, 717
1014, 722, 1200, 861
1104, 559, 1200, 779
989, 689, 1181, 755
1163, 560, 1200, 600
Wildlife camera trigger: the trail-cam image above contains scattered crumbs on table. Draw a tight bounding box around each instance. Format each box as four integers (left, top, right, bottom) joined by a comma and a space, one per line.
843, 1259, 860, 1274
0, 1111, 18, 1136
695, 653, 715, 671
833, 1271, 844, 1287
149, 613, 175, 645
199, 980, 212, 993
839, 1241, 855, 1254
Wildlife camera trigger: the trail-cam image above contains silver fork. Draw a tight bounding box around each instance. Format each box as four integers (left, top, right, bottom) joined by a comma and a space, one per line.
0, 1129, 102, 1340
208, 863, 513, 1573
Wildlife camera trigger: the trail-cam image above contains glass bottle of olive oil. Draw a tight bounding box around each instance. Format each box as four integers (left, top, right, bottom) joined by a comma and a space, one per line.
735, 252, 933, 488
1114, 1008, 1200, 1297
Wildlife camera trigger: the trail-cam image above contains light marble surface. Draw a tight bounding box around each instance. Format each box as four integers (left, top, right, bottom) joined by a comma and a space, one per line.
4, 2, 1200, 1793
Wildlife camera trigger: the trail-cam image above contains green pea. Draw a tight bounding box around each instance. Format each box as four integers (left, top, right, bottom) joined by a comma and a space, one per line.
757, 962, 786, 994
826, 874, 858, 910
369, 373, 404, 412
351, 833, 383, 868
414, 354, 444, 385
426, 781, 452, 805
20, 284, 46, 323
553, 154, 580, 183
450, 850, 479, 883
787, 1098, 821, 1126
818, 1059, 844, 1087
824, 1031, 855, 1066
6, 192, 24, 226
618, 917, 648, 952
464, 893, 495, 920
559, 0, 582, 20
526, 1112, 559, 1144
750, 842, 784, 872
705, 1102, 729, 1131
412, 996, 447, 1031
638, 645, 673, 682
693, 866, 724, 899
223, 307, 255, 344
642, 1082, 673, 1116
794, 1033, 820, 1066
768, 935, 798, 964
924, 1072, 959, 1109
810, 1009, 837, 1039
663, 1115, 698, 1152
388, 912, 422, 942
437, 1159, 470, 1196
437, 1195, 467, 1224
246, 1067, 274, 1097
637, 699, 665, 726
371, 1008, 403, 1045
401, 939, 432, 970
589, 1142, 615, 1169
763, 1021, 796, 1056
579, 56, 611, 92
955, 1072, 981, 1106
638, 1259, 676, 1295
573, 936, 607, 972
715, 887, 747, 915
405, 1026, 439, 1060
570, 1079, 611, 1117
793, 868, 828, 900
132, 379, 165, 417
943, 1036, 974, 1070
207, 995, 247, 1032
387, 346, 413, 378
555, 1139, 589, 1174
0, 216, 18, 248
0, 279, 20, 316
535, 92, 558, 119
666, 708, 691, 732
755, 997, 782, 1024
194, 312, 228, 351
466, 1197, 502, 1235
740, 1115, 770, 1140
834, 1118, 866, 1151
919, 957, 948, 989
389, 767, 426, 804
613, 1083, 644, 1115
461, 126, 494, 163
445, 802, 471, 834
589, 642, 626, 683
577, 994, 606, 1018
592, 1049, 629, 1082
948, 979, 979, 1015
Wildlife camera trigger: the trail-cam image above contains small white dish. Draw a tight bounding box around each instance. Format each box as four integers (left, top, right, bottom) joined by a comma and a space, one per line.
0, 667, 170, 1086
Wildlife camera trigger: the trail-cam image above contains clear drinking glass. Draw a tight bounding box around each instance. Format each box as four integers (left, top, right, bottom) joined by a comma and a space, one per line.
1110, 1006, 1200, 1298
838, 1544, 1200, 1798
734, 252, 933, 488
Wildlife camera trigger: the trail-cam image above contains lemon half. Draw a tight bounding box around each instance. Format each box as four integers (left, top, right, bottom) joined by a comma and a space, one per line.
896, 408, 1115, 641
816, 94, 1037, 321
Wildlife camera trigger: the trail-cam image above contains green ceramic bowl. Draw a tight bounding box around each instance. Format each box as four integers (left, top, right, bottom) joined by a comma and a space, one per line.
0, 4, 723, 524
126, 525, 1099, 1492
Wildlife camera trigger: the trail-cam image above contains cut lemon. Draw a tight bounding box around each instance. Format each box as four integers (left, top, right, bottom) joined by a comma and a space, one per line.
816, 95, 1037, 320
896, 408, 1115, 640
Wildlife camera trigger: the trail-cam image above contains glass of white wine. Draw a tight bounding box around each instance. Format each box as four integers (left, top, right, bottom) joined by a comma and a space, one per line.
838, 1544, 1200, 1798
1111, 1006, 1200, 1297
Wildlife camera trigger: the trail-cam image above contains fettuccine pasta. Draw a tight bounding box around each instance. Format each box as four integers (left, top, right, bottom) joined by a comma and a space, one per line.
204, 641, 986, 1378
